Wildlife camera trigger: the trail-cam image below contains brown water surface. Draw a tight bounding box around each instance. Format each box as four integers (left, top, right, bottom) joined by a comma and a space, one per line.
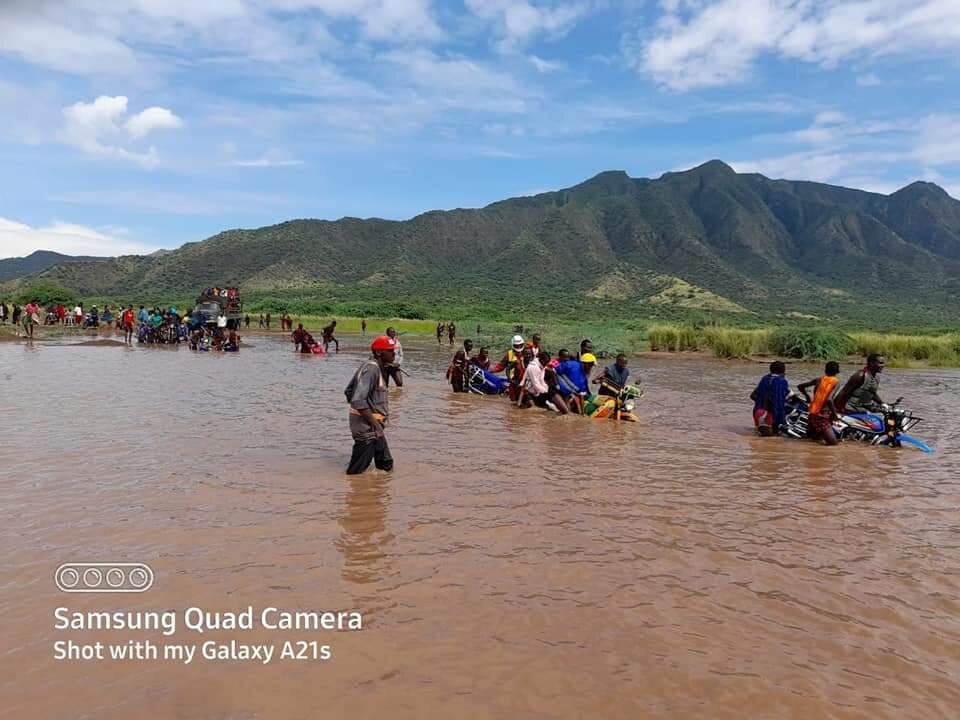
1, 335, 958, 719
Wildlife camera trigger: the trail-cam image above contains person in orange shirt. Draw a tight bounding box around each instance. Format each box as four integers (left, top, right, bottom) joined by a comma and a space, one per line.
798, 361, 841, 446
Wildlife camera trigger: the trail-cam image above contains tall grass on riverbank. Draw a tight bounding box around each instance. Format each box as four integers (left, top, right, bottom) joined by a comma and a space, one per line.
647, 323, 960, 365
850, 332, 960, 367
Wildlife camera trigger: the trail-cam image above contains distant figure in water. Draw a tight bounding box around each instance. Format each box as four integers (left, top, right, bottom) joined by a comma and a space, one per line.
361, 318, 367, 335
447, 339, 473, 392
244, 314, 250, 328
436, 322, 445, 344
448, 322, 456, 345
322, 320, 339, 352
345, 335, 397, 475
384, 327, 404, 388
476, 323, 481, 335
258, 314, 264, 328
265, 312, 272, 329
292, 323, 306, 351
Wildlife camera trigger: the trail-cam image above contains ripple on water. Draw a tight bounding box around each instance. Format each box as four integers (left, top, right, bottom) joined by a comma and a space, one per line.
0, 336, 958, 718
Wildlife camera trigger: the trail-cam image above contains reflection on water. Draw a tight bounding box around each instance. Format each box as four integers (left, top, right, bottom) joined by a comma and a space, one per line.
337, 476, 392, 585
0, 334, 958, 719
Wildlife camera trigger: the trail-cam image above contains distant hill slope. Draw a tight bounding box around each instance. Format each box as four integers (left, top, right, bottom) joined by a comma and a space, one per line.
0, 250, 107, 282
5, 161, 960, 326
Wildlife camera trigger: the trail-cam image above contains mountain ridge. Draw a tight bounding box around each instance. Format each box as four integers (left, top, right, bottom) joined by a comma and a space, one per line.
4, 162, 959, 327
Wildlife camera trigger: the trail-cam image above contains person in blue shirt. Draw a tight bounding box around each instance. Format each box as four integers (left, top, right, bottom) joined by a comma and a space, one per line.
750, 361, 790, 436
556, 349, 593, 415
595, 353, 632, 397
137, 305, 149, 324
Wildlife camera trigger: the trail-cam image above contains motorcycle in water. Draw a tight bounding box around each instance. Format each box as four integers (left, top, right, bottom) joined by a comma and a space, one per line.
783, 393, 933, 453
582, 379, 642, 422
466, 365, 510, 395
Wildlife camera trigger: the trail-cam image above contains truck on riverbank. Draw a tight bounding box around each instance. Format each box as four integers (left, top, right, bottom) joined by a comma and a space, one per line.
193, 287, 243, 329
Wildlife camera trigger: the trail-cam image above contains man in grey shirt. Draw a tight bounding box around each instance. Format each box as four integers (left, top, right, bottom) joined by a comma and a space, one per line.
346, 335, 397, 474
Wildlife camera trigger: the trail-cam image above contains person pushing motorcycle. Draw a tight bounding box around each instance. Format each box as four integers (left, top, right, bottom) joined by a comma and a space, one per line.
835, 354, 885, 414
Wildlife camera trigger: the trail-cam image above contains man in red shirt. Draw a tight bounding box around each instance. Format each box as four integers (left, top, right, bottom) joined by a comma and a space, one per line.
121, 306, 135, 343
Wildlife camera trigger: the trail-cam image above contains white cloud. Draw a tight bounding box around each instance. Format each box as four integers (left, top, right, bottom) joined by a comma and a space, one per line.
125, 107, 184, 139
856, 73, 881, 87
529, 54, 566, 73
0, 0, 442, 80
0, 6, 137, 75
381, 48, 535, 114
0, 217, 155, 257
231, 148, 304, 167
630, 0, 960, 91
912, 114, 960, 166
466, 0, 589, 48
60, 96, 183, 168
281, 0, 443, 41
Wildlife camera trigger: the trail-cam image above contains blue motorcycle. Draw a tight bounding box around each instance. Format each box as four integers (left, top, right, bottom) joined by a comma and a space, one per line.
783, 393, 933, 453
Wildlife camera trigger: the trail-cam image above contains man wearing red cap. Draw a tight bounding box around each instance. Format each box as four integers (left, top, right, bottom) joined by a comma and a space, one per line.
345, 335, 397, 474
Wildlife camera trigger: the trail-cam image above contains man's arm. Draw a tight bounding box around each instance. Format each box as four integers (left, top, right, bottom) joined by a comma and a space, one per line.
797, 378, 817, 402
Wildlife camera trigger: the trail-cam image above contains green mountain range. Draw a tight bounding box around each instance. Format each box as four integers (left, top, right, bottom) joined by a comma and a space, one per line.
0, 250, 106, 282
5, 161, 960, 328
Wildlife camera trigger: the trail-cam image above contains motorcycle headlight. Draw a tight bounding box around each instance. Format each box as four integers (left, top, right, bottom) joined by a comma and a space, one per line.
624, 400, 635, 412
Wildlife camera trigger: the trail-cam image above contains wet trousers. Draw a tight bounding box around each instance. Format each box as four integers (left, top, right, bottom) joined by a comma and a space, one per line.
347, 436, 393, 474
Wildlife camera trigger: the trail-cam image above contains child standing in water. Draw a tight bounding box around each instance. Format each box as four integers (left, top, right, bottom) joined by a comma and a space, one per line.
798, 361, 841, 446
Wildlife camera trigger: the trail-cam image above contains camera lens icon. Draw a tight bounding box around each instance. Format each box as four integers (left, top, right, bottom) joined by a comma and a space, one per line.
56, 563, 154, 593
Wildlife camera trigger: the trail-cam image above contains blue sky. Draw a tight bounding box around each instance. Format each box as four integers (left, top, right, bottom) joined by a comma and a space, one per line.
1, 0, 959, 257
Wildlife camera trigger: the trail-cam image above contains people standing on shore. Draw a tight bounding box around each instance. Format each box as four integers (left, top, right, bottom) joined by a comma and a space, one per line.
361, 318, 367, 335
265, 312, 272, 329
244, 314, 250, 328
448, 322, 456, 345
12, 304, 21, 328
345, 335, 397, 475
436, 322, 445, 344
258, 314, 264, 328
0, 302, 7, 324
74, 303, 82, 327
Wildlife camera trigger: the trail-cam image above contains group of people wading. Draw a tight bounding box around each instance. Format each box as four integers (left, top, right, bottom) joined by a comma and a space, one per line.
444, 333, 633, 416
751, 354, 888, 445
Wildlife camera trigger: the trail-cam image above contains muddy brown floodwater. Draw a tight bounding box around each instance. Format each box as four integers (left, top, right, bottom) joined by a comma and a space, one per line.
1, 335, 958, 719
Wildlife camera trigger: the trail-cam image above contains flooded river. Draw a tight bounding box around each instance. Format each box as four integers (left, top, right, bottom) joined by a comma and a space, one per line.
1, 335, 958, 719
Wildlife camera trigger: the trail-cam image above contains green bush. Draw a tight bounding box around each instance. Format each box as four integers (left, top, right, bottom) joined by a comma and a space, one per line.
15, 283, 78, 307
768, 327, 853, 360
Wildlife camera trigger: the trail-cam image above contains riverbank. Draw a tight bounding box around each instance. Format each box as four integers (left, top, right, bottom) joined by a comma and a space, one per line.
647, 323, 960, 367
7, 316, 960, 368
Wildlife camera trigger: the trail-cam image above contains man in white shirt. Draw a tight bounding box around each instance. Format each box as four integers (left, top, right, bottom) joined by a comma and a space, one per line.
217, 313, 227, 329
522, 350, 568, 413
385, 327, 404, 388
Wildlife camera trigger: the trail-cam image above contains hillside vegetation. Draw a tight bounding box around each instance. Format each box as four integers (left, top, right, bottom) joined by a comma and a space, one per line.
4, 161, 960, 330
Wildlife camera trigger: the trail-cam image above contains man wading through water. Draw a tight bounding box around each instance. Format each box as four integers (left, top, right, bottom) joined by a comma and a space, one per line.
345, 335, 397, 474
